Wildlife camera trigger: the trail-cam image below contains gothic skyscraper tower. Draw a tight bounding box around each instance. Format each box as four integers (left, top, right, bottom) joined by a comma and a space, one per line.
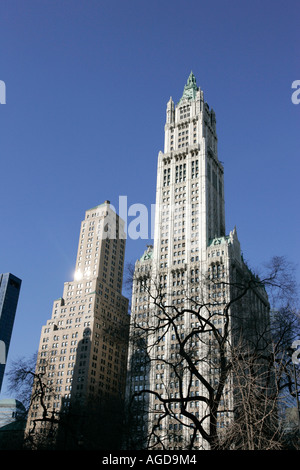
126, 73, 270, 450
152, 71, 226, 276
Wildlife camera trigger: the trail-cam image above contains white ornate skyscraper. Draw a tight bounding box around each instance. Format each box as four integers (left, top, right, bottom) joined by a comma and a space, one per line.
126, 73, 270, 450
154, 71, 225, 262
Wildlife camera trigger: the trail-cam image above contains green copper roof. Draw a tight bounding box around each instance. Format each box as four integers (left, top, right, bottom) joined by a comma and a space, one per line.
208, 236, 230, 247
139, 245, 153, 262
178, 71, 199, 104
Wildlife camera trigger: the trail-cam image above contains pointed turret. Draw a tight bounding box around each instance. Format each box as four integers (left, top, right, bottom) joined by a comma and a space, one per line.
166, 96, 175, 124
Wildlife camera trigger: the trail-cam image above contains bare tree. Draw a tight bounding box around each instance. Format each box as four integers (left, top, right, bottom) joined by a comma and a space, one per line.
7, 351, 127, 450
6, 353, 63, 448
125, 256, 300, 450
6, 353, 37, 411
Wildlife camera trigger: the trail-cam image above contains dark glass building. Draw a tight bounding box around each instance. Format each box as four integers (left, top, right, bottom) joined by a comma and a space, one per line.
0, 273, 22, 391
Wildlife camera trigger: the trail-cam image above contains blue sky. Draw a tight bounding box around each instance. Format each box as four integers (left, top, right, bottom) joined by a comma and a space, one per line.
0, 0, 299, 397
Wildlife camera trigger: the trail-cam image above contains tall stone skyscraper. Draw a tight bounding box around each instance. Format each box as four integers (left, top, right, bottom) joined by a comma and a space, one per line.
126, 73, 270, 450
0, 273, 22, 392
26, 201, 129, 447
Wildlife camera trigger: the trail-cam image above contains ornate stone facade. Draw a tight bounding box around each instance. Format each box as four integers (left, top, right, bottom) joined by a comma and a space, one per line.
126, 74, 270, 450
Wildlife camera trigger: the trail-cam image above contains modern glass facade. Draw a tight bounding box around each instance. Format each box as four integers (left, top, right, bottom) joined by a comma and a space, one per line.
0, 273, 22, 391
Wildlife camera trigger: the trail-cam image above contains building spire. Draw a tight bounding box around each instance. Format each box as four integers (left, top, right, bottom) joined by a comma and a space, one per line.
187, 70, 196, 86
178, 71, 198, 104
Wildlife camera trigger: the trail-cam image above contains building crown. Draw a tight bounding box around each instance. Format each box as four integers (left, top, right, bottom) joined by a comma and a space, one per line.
178, 71, 199, 104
